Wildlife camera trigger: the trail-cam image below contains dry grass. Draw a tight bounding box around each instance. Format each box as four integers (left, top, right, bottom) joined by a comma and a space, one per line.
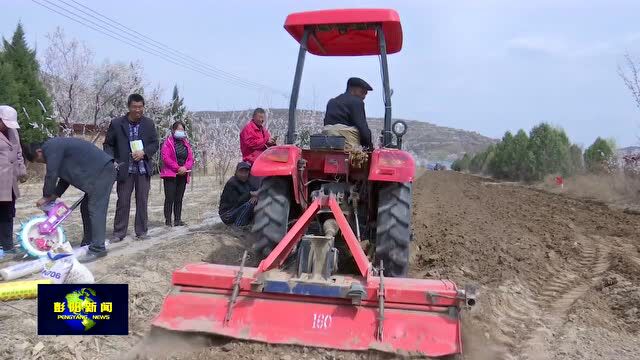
538, 173, 640, 210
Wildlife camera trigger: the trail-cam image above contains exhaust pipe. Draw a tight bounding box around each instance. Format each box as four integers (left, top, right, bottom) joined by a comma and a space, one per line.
460, 284, 478, 308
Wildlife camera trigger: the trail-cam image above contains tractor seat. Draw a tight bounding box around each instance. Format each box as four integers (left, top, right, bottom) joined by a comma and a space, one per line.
309, 134, 345, 151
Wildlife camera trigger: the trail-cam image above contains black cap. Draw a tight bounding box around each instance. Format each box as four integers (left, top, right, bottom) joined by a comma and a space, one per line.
347, 77, 373, 91
236, 161, 251, 171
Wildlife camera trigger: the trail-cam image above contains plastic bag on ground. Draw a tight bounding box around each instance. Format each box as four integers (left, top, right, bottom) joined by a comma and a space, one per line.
41, 241, 74, 284
40, 241, 94, 284
40, 257, 73, 284
64, 259, 94, 284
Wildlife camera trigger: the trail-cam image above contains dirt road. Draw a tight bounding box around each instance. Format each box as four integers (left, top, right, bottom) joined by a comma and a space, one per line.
1, 171, 639, 359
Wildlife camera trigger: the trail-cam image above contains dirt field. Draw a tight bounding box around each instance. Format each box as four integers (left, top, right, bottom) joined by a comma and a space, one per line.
1, 171, 640, 360
412, 172, 640, 360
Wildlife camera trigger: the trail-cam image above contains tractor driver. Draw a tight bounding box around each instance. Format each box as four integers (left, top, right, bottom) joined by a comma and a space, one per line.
322, 77, 374, 151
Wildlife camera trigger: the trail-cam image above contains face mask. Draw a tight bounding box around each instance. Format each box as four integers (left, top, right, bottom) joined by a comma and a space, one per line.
173, 130, 186, 139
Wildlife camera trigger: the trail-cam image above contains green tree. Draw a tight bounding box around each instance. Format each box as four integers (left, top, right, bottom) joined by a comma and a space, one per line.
584, 137, 615, 173
488, 131, 514, 179
1, 23, 56, 142
469, 144, 495, 174
469, 152, 484, 173
0, 56, 18, 106
169, 84, 186, 119
482, 145, 497, 174
452, 153, 471, 171
512, 129, 533, 180
568, 144, 584, 174
488, 130, 534, 181
482, 124, 576, 181
527, 123, 572, 180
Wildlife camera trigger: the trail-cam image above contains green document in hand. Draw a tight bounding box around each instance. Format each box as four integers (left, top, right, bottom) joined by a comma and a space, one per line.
130, 140, 144, 152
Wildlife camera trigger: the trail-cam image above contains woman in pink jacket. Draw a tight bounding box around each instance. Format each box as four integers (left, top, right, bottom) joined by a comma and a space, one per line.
160, 121, 194, 227
0, 106, 27, 254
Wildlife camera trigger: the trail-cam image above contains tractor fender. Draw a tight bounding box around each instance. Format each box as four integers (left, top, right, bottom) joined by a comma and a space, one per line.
368, 148, 415, 182
251, 145, 304, 205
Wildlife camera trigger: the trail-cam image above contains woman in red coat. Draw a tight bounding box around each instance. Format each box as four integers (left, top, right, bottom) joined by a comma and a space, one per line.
160, 121, 194, 226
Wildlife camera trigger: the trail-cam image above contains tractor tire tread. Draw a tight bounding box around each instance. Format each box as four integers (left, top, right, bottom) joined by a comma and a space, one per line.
252, 177, 291, 258
375, 182, 412, 277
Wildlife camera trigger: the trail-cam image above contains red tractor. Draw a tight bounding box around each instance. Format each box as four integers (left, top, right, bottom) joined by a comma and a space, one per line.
153, 9, 475, 358
251, 9, 414, 278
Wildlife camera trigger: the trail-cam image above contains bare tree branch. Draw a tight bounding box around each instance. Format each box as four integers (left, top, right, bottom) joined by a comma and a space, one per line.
618, 52, 640, 110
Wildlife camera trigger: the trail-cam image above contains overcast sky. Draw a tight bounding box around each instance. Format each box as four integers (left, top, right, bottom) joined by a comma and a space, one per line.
3, 0, 640, 147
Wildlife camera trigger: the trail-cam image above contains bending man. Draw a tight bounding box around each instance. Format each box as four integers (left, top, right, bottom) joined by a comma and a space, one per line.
24, 137, 117, 263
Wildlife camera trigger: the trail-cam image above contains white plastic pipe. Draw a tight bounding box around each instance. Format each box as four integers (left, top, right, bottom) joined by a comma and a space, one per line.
0, 245, 89, 281
0, 258, 50, 281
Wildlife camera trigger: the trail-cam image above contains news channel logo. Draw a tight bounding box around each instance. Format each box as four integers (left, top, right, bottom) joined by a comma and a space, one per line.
38, 284, 128, 335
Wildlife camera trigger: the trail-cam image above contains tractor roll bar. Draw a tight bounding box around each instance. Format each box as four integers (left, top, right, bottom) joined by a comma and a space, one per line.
286, 25, 393, 147
287, 29, 309, 144
377, 25, 393, 148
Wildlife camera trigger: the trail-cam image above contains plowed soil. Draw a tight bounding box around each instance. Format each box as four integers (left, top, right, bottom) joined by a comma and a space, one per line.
411, 172, 640, 360
1, 171, 639, 360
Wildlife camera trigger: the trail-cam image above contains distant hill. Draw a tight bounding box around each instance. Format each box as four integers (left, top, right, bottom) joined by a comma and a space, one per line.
618, 146, 640, 155
194, 108, 496, 164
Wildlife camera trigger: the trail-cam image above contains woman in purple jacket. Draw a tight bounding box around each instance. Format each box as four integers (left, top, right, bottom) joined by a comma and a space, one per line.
160, 121, 194, 226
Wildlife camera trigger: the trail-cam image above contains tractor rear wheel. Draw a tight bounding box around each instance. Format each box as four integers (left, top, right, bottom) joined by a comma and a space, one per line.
252, 176, 291, 258
375, 182, 412, 277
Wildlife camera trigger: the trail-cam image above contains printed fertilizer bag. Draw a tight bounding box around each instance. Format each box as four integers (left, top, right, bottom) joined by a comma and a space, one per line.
41, 242, 74, 284
40, 242, 94, 284
41, 257, 73, 284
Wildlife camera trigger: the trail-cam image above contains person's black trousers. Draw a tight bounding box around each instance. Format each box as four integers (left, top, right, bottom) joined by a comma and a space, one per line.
0, 194, 16, 251
163, 175, 187, 224
81, 162, 116, 254
113, 172, 151, 238
220, 201, 255, 227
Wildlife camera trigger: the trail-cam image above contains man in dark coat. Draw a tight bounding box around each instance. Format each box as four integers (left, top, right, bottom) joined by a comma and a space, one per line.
322, 77, 374, 150
25, 137, 117, 263
219, 162, 257, 227
103, 94, 159, 241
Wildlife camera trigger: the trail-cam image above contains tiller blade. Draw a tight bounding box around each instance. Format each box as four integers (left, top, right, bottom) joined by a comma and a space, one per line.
152, 195, 476, 358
